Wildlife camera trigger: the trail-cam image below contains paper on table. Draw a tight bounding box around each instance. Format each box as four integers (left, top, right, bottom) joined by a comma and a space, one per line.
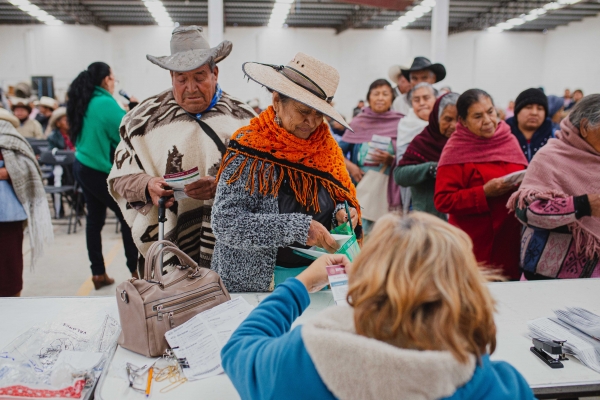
164, 167, 200, 201
528, 317, 600, 373
164, 297, 253, 381
555, 307, 600, 340
502, 170, 526, 185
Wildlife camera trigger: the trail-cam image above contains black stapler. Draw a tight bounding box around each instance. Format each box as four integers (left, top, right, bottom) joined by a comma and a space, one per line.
530, 338, 568, 368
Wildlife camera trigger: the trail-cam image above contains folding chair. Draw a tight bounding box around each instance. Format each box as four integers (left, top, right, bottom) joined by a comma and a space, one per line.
38, 150, 83, 234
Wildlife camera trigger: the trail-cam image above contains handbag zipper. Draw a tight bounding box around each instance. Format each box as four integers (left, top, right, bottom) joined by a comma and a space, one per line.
159, 295, 218, 322
140, 268, 204, 295
154, 286, 220, 320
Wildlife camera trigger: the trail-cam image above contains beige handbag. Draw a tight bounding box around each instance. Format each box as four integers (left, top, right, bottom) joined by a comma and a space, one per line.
355, 166, 389, 222
116, 240, 231, 357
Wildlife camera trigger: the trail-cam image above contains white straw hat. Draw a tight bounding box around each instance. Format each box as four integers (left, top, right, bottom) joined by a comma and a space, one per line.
0, 108, 20, 129
242, 53, 350, 131
36, 96, 58, 110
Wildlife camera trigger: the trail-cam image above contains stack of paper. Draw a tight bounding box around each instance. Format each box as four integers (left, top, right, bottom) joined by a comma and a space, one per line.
164, 297, 253, 381
555, 307, 600, 340
363, 135, 393, 167
528, 307, 600, 373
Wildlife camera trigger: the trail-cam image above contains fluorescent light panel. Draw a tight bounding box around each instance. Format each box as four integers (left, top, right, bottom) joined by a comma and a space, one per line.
488, 0, 581, 32
8, 0, 63, 25
268, 0, 294, 28
143, 0, 174, 27
384, 0, 435, 31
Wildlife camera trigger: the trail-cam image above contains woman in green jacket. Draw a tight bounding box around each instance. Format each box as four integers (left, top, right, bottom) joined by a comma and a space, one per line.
67, 62, 139, 289
395, 92, 458, 219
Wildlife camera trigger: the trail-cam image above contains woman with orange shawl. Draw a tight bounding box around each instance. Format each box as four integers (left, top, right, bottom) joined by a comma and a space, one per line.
212, 53, 361, 292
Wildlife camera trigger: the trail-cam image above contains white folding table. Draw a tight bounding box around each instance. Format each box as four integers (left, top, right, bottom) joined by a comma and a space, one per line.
2, 279, 600, 399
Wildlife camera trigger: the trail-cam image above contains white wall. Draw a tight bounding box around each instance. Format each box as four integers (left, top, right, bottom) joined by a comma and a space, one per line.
0, 15, 598, 119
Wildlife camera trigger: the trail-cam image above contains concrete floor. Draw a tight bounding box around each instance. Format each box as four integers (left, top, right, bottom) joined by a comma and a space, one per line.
21, 214, 134, 297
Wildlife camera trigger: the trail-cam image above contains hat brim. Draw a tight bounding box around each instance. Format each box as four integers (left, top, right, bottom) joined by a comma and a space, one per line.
147, 40, 233, 72
49, 108, 67, 129
0, 111, 20, 129
401, 63, 446, 83
242, 62, 351, 131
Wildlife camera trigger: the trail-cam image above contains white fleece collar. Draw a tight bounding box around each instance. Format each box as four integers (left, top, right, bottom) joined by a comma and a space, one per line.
301, 306, 475, 400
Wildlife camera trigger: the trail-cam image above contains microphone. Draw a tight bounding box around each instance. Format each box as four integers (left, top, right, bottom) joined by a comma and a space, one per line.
118, 89, 131, 101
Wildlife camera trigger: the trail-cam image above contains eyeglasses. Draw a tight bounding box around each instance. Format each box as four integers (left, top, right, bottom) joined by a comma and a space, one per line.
259, 63, 333, 104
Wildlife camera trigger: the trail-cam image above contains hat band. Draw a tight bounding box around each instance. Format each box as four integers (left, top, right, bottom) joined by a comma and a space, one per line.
260, 63, 333, 104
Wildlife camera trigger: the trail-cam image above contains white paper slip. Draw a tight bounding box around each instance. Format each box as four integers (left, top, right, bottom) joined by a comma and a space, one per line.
164, 297, 254, 381
164, 167, 201, 201
502, 170, 526, 185
290, 235, 354, 260
327, 265, 349, 306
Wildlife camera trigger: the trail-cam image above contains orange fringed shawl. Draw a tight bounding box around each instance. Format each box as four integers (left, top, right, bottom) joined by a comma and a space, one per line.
217, 106, 361, 232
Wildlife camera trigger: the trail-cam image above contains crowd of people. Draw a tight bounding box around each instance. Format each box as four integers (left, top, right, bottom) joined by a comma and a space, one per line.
0, 24, 598, 399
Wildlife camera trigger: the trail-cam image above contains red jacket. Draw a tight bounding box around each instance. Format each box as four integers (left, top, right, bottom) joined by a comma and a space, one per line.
434, 161, 525, 280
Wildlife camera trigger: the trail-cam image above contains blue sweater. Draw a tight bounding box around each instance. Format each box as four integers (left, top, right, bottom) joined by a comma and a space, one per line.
221, 279, 535, 400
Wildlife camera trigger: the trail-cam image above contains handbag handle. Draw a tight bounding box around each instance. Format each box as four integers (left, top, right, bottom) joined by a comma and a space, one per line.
144, 240, 200, 283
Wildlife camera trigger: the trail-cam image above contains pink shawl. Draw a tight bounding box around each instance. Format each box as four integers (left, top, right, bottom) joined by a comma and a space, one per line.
438, 120, 528, 167
508, 118, 600, 259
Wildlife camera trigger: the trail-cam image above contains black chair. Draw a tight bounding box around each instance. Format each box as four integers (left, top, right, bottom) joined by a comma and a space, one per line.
38, 150, 83, 234
26, 138, 51, 156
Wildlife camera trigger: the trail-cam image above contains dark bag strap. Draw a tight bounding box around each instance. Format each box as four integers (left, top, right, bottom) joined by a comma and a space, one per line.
196, 119, 227, 156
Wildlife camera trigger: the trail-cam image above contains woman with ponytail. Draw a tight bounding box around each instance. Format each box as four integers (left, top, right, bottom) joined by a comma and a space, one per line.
67, 62, 139, 289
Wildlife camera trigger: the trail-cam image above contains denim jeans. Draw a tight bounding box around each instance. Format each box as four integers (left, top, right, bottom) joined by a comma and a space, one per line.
73, 159, 138, 275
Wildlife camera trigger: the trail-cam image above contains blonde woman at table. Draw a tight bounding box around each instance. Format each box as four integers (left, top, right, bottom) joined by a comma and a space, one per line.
221, 212, 534, 400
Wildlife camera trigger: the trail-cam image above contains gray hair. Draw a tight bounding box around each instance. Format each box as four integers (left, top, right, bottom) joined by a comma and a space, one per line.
438, 92, 459, 121
568, 94, 600, 129
407, 82, 438, 103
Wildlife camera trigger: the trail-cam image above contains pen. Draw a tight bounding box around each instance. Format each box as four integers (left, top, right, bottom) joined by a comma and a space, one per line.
145, 367, 153, 397
344, 201, 354, 236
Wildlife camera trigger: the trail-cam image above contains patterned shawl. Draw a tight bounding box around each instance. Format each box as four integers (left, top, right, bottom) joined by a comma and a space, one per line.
218, 106, 362, 235
108, 89, 255, 267
0, 121, 53, 268
398, 93, 449, 167
508, 118, 600, 259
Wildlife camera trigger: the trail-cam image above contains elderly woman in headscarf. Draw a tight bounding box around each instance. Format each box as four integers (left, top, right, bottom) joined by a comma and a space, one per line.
396, 82, 437, 212
212, 53, 361, 292
434, 89, 528, 280
338, 79, 403, 232
395, 92, 459, 220
547, 94, 565, 135
508, 94, 600, 280
0, 108, 53, 297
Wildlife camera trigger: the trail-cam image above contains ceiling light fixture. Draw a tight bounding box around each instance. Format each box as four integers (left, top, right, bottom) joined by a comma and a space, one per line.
268, 0, 294, 28
8, 0, 63, 25
384, 0, 435, 31
143, 0, 174, 27
488, 0, 580, 33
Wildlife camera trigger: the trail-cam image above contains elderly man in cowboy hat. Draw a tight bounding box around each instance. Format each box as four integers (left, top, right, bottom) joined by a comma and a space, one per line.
108, 25, 255, 270
34, 96, 59, 133
392, 56, 446, 115
10, 97, 44, 139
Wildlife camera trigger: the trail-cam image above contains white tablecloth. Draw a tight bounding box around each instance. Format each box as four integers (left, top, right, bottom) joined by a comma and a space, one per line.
2, 279, 600, 399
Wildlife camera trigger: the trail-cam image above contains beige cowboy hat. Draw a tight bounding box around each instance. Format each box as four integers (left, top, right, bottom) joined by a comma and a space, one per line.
242, 53, 351, 131
35, 96, 58, 110
388, 65, 408, 83
9, 97, 32, 113
147, 25, 232, 72
0, 108, 20, 129
49, 107, 67, 130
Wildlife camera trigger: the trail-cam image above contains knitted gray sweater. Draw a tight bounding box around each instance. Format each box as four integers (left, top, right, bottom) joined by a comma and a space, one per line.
211, 154, 314, 292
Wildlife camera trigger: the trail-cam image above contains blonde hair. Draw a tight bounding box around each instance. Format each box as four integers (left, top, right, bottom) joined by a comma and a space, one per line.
348, 212, 499, 364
